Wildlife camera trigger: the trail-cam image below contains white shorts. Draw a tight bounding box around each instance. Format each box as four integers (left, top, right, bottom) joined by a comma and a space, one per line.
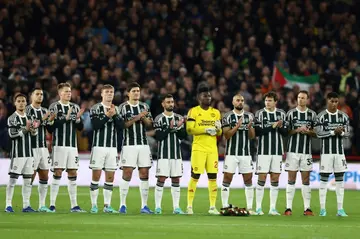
32, 148, 51, 170
9, 157, 34, 175
120, 145, 152, 169
256, 155, 283, 174
156, 159, 183, 178
320, 154, 347, 173
285, 152, 313, 172
90, 147, 119, 171
52, 146, 79, 170
223, 155, 253, 174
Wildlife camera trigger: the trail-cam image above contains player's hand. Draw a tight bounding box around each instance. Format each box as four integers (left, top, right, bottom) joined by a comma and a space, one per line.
25, 120, 32, 131
334, 127, 343, 135
169, 119, 175, 129
77, 108, 85, 119
48, 112, 56, 122
176, 118, 184, 128
32, 120, 41, 129
42, 111, 50, 121
277, 120, 283, 128
247, 119, 253, 129
205, 128, 217, 136
66, 106, 73, 121
236, 117, 243, 128
297, 125, 307, 133
106, 107, 116, 118
139, 111, 149, 120
215, 120, 222, 131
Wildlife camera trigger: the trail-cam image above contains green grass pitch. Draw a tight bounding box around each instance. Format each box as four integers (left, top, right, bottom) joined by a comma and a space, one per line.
0, 186, 358, 239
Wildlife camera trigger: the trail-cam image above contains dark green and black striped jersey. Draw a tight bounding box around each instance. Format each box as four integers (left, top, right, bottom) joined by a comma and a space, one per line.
315, 109, 350, 154
7, 112, 33, 158
48, 101, 84, 148
90, 103, 124, 148
154, 113, 186, 159
25, 104, 50, 149
222, 110, 254, 156
119, 101, 152, 146
286, 107, 317, 154
255, 108, 288, 155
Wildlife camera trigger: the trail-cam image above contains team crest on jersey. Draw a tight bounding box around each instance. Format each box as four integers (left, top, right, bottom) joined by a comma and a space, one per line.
211, 113, 215, 117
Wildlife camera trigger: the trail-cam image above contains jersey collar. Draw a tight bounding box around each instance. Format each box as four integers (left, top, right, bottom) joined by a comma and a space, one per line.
232, 109, 244, 116
162, 112, 174, 118
326, 109, 338, 115
296, 107, 308, 113
264, 107, 276, 113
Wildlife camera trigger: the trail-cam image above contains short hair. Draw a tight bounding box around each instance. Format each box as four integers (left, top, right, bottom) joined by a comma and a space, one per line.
127, 82, 140, 92
161, 94, 174, 102
101, 84, 114, 92
297, 90, 309, 98
57, 83, 71, 91
327, 92, 339, 99
264, 91, 278, 101
14, 93, 27, 101
197, 82, 210, 95
31, 87, 43, 94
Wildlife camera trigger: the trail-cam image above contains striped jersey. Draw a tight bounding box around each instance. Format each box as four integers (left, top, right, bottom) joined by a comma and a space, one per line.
90, 103, 123, 148
7, 112, 33, 158
286, 107, 317, 154
25, 104, 49, 148
315, 109, 350, 154
119, 101, 152, 146
154, 113, 186, 159
48, 101, 83, 148
222, 110, 254, 156
254, 108, 287, 155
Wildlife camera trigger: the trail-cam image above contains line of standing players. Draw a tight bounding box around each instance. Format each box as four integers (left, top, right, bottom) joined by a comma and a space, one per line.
5, 82, 350, 217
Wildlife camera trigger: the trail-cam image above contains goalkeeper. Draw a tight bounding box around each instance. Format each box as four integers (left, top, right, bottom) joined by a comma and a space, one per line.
186, 83, 222, 215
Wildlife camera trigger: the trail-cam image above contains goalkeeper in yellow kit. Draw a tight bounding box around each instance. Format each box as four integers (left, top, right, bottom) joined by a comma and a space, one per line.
186, 84, 222, 214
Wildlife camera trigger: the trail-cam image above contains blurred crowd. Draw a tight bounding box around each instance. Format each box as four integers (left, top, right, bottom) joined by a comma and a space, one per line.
0, 0, 360, 158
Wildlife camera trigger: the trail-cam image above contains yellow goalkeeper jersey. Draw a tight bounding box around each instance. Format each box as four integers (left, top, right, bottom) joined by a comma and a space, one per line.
186, 106, 222, 153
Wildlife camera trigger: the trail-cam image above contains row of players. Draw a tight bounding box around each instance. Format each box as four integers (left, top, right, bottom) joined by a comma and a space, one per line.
5, 82, 349, 217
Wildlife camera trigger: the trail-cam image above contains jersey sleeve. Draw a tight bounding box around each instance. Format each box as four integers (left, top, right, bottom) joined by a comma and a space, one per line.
49, 103, 67, 128
216, 109, 222, 136
143, 103, 152, 120
90, 104, 110, 130
186, 107, 207, 135
341, 113, 351, 138
154, 115, 171, 141
315, 113, 332, 138
278, 110, 288, 136
8, 115, 25, 138
221, 113, 230, 128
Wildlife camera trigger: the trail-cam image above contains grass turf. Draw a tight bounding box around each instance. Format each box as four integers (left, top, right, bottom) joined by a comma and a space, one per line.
0, 186, 358, 239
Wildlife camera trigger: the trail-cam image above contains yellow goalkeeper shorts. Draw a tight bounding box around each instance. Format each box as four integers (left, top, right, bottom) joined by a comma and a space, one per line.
190, 150, 218, 174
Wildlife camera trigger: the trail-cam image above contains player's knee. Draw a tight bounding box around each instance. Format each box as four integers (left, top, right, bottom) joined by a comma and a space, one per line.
223, 173, 233, 183
139, 169, 149, 179
53, 169, 63, 177
320, 173, 330, 182
90, 181, 99, 191
334, 172, 344, 182
171, 177, 180, 184
207, 173, 217, 180
191, 172, 200, 179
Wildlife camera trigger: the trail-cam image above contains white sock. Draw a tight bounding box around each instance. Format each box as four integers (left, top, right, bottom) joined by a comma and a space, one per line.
68, 177, 78, 208
119, 178, 130, 207
319, 181, 328, 210
90, 181, 99, 207
286, 183, 295, 209
270, 184, 279, 210
245, 184, 254, 210
221, 183, 230, 208
301, 184, 311, 210
140, 180, 149, 208
38, 180, 48, 208
50, 176, 61, 206
155, 184, 164, 209
104, 182, 113, 206
22, 178, 32, 208
256, 184, 265, 210
335, 181, 344, 210
171, 185, 181, 210
6, 177, 17, 207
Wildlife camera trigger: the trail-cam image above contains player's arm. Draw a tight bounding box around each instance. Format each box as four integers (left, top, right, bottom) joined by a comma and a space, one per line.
248, 114, 255, 139
340, 114, 351, 138
186, 108, 207, 135
222, 113, 237, 140
141, 103, 153, 129
176, 125, 187, 140
47, 103, 67, 129
114, 114, 125, 130
254, 111, 272, 136
73, 106, 84, 130
90, 106, 110, 130
286, 111, 298, 135
154, 118, 171, 141
8, 116, 31, 138
315, 115, 333, 138
215, 111, 222, 136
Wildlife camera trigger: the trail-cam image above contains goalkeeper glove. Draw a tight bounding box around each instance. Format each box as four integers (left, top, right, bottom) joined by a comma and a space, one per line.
215, 120, 221, 131
205, 128, 217, 136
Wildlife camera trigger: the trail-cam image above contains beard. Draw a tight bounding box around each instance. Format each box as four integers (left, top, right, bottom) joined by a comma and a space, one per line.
165, 107, 174, 112
235, 105, 243, 111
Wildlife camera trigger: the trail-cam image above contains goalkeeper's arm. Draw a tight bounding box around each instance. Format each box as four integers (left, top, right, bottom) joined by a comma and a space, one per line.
186, 118, 209, 135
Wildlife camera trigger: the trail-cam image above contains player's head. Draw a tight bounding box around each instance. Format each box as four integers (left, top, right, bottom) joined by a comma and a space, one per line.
127, 82, 140, 101
14, 93, 27, 111
297, 90, 309, 107
161, 94, 175, 112
264, 91, 277, 110
197, 83, 211, 107
232, 94, 245, 111
31, 88, 44, 104
101, 84, 115, 103
57, 83, 72, 102
327, 92, 339, 112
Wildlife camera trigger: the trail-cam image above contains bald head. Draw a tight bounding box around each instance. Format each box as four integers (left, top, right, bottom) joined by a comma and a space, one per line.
232, 94, 245, 111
